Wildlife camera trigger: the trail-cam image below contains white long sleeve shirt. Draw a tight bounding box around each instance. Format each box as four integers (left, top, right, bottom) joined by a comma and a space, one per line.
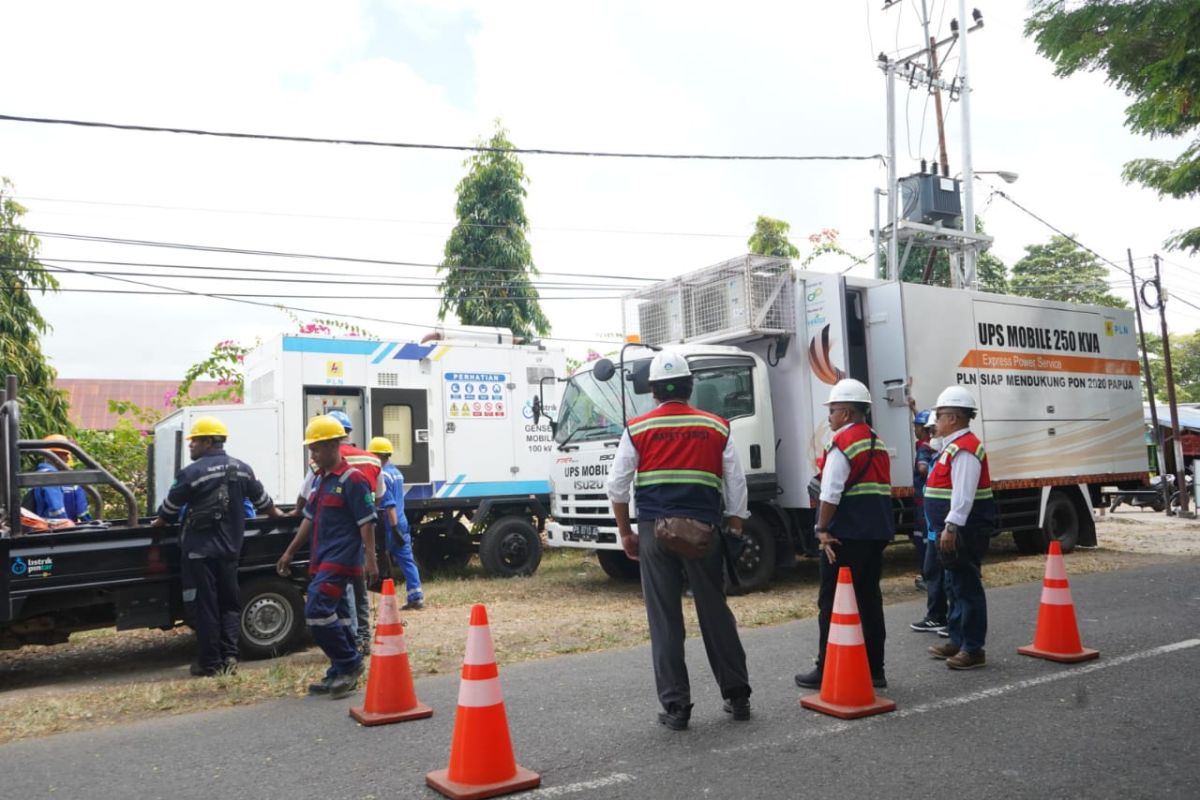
818, 422, 855, 505
938, 427, 983, 527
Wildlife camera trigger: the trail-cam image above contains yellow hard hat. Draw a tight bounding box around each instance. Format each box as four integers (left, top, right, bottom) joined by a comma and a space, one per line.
45, 433, 73, 460
367, 436, 394, 454
304, 415, 348, 445
186, 416, 229, 439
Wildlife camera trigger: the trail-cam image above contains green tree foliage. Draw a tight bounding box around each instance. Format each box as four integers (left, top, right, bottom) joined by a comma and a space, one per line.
439, 124, 549, 339
74, 403, 158, 519
1026, 1, 1200, 253
172, 339, 250, 408
1140, 331, 1200, 403
1010, 235, 1127, 307
748, 215, 801, 258
0, 179, 72, 437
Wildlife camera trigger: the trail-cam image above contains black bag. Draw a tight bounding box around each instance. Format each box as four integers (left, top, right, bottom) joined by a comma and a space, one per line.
653, 517, 717, 559
184, 462, 236, 538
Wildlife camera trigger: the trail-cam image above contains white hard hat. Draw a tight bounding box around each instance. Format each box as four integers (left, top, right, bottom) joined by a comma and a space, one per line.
935, 385, 978, 411
824, 378, 872, 405
649, 350, 692, 382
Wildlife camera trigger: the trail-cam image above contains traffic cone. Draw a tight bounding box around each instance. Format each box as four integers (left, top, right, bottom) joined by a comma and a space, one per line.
426, 604, 540, 800
800, 567, 896, 719
349, 579, 433, 725
1018, 541, 1100, 663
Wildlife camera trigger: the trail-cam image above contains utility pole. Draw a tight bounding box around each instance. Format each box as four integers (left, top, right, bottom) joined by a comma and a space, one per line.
1129, 249, 1168, 510
1154, 254, 1190, 515
957, 0, 976, 289
885, 60, 899, 281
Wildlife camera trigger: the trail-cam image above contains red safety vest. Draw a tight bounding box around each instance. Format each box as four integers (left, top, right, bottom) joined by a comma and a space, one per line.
924, 430, 995, 530
628, 401, 729, 524
818, 422, 894, 540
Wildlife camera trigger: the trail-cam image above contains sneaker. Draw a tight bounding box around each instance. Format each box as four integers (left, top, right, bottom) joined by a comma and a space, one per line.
328, 663, 366, 699
657, 703, 693, 731
910, 618, 948, 633
871, 672, 888, 689
794, 667, 823, 689
307, 677, 334, 695
401, 599, 425, 611
946, 649, 987, 670
928, 642, 960, 660
722, 697, 751, 721
357, 639, 372, 656
220, 657, 239, 676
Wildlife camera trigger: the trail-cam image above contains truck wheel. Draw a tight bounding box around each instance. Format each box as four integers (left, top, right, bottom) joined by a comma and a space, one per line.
479, 516, 542, 577
413, 520, 472, 572
598, 549, 640, 581
239, 576, 306, 660
728, 516, 776, 595
1042, 490, 1079, 553
1012, 529, 1045, 555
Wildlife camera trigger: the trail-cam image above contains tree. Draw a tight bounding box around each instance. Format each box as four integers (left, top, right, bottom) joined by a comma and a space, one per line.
439, 124, 549, 339
1140, 330, 1200, 403
1026, 1, 1200, 253
0, 179, 72, 437
1010, 235, 1127, 307
748, 215, 801, 258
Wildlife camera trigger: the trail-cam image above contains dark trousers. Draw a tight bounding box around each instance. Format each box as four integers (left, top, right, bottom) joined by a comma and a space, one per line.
183, 556, 240, 671
306, 570, 362, 677
637, 519, 750, 710
347, 573, 371, 646
943, 526, 989, 653
816, 539, 887, 674
922, 538, 948, 623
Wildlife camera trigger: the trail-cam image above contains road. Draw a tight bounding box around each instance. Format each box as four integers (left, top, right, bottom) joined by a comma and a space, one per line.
1, 560, 1197, 799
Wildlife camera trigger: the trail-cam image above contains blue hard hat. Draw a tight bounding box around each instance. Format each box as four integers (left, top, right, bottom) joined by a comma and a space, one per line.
328, 409, 353, 432
914, 409, 931, 426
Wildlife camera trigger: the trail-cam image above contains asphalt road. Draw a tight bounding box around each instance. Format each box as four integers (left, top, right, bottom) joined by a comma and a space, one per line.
2, 560, 1198, 800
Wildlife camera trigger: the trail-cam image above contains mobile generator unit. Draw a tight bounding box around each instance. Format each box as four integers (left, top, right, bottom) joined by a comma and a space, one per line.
543, 255, 1147, 590
154, 327, 565, 576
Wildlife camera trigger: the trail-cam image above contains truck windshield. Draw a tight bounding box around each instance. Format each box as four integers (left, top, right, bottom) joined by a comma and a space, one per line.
555, 363, 655, 446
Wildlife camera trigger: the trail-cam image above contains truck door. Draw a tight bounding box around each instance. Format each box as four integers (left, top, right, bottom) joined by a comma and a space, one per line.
863, 282, 913, 488
369, 388, 431, 486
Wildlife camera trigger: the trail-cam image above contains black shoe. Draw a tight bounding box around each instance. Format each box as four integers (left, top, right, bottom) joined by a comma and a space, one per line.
356, 639, 372, 656
722, 697, 751, 721
914, 577, 927, 591
190, 662, 218, 678
657, 703, 693, 731
910, 618, 948, 633
401, 599, 425, 611
328, 663, 366, 699
307, 677, 334, 695
220, 657, 239, 676
794, 667, 823, 689
871, 672, 888, 689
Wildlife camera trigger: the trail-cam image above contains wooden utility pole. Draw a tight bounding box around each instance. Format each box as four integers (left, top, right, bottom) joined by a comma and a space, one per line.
1129, 249, 1168, 510
1154, 254, 1190, 515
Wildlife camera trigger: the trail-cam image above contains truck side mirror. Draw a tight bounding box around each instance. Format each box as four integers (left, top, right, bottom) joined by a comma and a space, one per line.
531, 395, 542, 425
629, 360, 652, 395
593, 358, 616, 382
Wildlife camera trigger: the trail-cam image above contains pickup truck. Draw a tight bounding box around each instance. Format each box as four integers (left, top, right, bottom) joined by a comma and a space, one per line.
1, 376, 311, 658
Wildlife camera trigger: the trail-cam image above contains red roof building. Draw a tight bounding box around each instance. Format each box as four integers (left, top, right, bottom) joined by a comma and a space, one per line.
55, 379, 231, 430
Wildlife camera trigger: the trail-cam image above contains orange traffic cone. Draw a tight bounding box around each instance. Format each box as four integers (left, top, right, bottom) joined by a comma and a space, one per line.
800, 566, 896, 719
1018, 541, 1100, 663
349, 579, 433, 725
426, 604, 540, 800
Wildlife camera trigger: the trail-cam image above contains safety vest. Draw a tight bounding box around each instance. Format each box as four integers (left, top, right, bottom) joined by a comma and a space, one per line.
923, 430, 996, 531
818, 422, 894, 541
628, 401, 728, 525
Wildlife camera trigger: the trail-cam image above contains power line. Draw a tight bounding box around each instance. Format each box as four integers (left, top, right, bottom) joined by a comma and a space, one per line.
41, 287, 624, 301
0, 113, 886, 164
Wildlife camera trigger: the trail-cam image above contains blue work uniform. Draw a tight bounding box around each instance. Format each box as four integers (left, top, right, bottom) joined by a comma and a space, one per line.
157, 448, 274, 673
31, 462, 92, 522
380, 462, 422, 604
303, 460, 377, 679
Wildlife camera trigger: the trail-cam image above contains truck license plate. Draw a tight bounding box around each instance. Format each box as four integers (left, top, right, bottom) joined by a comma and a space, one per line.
567, 524, 599, 542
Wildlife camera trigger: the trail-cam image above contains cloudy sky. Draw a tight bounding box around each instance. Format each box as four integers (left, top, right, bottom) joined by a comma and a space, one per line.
1, 0, 1196, 384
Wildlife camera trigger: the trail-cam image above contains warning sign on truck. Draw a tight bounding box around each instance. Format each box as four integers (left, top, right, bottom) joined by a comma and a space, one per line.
446, 372, 508, 418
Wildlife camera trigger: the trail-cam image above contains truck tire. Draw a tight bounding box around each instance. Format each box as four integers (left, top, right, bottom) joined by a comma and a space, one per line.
239, 576, 307, 660
598, 549, 640, 581
413, 520, 472, 572
1042, 490, 1079, 554
479, 516, 542, 577
1012, 529, 1045, 555
728, 516, 776, 595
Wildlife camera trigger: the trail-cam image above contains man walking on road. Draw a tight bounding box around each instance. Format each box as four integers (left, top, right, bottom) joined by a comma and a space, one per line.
153, 416, 281, 677
607, 350, 752, 730
925, 386, 995, 670
276, 415, 379, 699
795, 378, 894, 690
327, 409, 380, 655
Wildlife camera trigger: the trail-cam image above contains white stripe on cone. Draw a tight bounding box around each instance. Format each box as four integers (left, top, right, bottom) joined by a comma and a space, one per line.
458, 676, 504, 708
372, 633, 407, 657
1040, 586, 1074, 606
828, 622, 865, 647
464, 625, 496, 665
1046, 555, 1067, 581
377, 596, 400, 627
832, 586, 860, 616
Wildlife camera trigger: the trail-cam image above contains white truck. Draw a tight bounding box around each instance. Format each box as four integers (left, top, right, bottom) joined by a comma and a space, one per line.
542, 255, 1147, 590
154, 327, 565, 576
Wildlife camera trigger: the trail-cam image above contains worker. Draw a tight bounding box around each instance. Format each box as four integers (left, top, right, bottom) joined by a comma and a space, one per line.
367, 436, 424, 610
326, 409, 380, 655
152, 416, 281, 677
795, 378, 894, 691
28, 434, 91, 523
607, 350, 752, 730
276, 415, 379, 698
912, 413, 949, 634
925, 386, 995, 670
910, 409, 933, 588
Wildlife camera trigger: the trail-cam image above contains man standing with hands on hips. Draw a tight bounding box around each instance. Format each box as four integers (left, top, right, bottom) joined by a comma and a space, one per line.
924, 385, 995, 670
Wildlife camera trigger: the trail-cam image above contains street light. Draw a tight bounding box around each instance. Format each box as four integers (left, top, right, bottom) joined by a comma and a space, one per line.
955, 170, 1019, 184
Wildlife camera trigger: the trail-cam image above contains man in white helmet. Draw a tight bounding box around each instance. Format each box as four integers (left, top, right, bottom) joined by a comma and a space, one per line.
795, 378, 894, 690
924, 385, 995, 670
607, 349, 753, 730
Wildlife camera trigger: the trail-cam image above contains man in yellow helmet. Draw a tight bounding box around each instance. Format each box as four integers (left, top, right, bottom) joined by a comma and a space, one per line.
276, 415, 379, 699
368, 436, 424, 610
153, 416, 281, 677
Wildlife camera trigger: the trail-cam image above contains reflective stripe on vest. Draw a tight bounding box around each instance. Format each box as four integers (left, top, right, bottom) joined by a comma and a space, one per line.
628, 414, 729, 438
925, 434, 993, 500
635, 469, 723, 490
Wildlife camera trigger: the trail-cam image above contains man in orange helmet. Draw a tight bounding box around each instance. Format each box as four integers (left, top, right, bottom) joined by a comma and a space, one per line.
27, 434, 91, 522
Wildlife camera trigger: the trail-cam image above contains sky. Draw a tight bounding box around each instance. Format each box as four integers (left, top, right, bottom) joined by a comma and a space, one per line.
1, 0, 1197, 385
